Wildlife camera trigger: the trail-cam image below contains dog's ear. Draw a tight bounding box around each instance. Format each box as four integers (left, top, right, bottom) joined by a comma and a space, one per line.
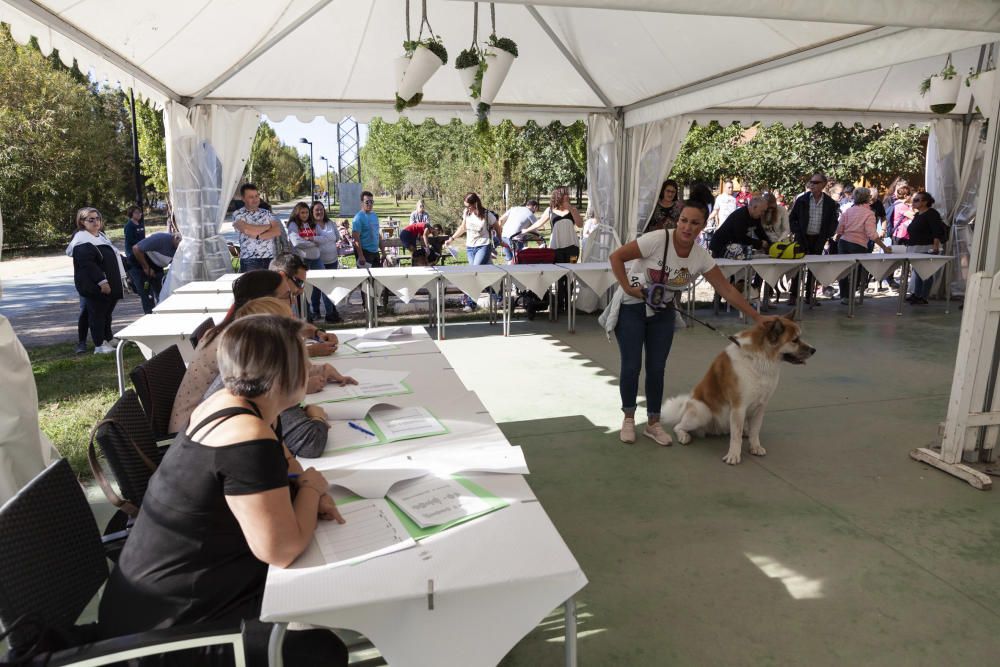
766, 318, 785, 343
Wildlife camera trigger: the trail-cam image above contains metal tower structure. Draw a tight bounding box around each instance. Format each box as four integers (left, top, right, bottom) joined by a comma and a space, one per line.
337, 117, 361, 185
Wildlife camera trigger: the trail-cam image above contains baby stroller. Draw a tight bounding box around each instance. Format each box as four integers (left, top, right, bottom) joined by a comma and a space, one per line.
511, 244, 556, 320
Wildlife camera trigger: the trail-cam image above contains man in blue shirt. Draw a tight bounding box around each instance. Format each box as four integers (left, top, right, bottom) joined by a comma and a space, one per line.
351, 191, 384, 268
123, 205, 145, 257
129, 232, 180, 313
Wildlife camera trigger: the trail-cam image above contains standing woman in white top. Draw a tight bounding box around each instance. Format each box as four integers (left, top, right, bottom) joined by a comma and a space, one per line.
310, 201, 342, 323
445, 192, 501, 311
524, 185, 584, 311
607, 200, 770, 446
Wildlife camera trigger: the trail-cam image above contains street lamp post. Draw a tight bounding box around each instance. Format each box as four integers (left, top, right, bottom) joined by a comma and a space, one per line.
320, 156, 331, 207
299, 138, 315, 201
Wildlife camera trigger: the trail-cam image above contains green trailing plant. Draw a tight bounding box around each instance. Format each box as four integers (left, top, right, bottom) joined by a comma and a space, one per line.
919, 61, 959, 97
394, 92, 423, 113
455, 48, 480, 69
940, 62, 957, 80
471, 58, 487, 99
918, 77, 932, 96
401, 37, 448, 65
487, 34, 518, 57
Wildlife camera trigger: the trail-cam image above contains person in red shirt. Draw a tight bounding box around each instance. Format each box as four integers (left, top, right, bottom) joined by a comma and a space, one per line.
400, 219, 441, 253
734, 181, 753, 208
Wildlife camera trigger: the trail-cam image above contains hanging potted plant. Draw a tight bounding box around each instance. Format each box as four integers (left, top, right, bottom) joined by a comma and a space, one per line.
919, 60, 960, 114
397, 36, 447, 109
455, 47, 483, 111
479, 34, 518, 106
966, 66, 996, 116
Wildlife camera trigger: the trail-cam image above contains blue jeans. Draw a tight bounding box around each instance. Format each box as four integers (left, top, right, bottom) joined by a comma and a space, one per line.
463, 244, 493, 308
307, 257, 338, 318
127, 264, 164, 314
240, 257, 272, 272
615, 302, 675, 418
501, 236, 523, 262
836, 239, 869, 299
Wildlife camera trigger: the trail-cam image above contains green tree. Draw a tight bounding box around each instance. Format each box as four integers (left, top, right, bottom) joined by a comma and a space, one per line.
0, 23, 133, 247
130, 98, 168, 195
244, 121, 310, 202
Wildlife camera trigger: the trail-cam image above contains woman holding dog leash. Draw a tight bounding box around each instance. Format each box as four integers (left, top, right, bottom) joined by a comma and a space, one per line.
606, 200, 773, 446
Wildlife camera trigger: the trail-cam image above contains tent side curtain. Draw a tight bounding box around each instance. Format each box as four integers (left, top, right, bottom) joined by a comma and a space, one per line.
622, 117, 692, 243
161, 103, 260, 296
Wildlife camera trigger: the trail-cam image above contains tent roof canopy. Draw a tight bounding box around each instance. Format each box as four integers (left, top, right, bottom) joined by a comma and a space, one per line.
1, 0, 997, 127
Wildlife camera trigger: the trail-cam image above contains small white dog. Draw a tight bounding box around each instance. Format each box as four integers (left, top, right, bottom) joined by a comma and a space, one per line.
662, 316, 815, 465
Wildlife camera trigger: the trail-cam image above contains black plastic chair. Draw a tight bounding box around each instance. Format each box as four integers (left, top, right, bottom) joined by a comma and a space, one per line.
129, 344, 186, 441
0, 459, 247, 665
88, 390, 163, 520
189, 316, 216, 350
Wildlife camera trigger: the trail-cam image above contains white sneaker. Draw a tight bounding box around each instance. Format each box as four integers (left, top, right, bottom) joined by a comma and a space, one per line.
462, 305, 474, 313
94, 343, 116, 354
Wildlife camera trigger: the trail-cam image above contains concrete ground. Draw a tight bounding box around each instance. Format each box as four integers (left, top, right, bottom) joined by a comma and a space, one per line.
432, 296, 1000, 666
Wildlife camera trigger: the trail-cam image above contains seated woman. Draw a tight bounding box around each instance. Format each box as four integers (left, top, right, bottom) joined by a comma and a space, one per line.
169, 272, 343, 434
171, 297, 355, 457
98, 314, 349, 666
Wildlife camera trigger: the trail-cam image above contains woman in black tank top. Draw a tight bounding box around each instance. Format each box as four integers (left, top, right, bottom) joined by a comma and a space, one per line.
98, 315, 348, 666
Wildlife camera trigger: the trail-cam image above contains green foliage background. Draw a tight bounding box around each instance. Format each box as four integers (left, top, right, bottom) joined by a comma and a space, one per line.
670, 121, 927, 195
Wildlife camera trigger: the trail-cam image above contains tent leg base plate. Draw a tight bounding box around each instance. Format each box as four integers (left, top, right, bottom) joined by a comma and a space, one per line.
910, 447, 992, 490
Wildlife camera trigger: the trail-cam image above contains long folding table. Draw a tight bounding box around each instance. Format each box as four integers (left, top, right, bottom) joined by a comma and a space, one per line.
261, 327, 587, 667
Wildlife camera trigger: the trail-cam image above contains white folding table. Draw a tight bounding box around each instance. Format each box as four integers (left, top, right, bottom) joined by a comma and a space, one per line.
113, 312, 226, 394
307, 268, 374, 326
152, 292, 234, 314
557, 262, 615, 333
367, 267, 439, 329
173, 280, 233, 294
499, 264, 569, 336
431, 265, 506, 339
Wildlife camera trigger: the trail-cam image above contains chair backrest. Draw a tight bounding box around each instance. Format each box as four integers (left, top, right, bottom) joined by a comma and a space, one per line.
130, 344, 186, 440
189, 316, 215, 351
0, 459, 108, 652
90, 390, 163, 515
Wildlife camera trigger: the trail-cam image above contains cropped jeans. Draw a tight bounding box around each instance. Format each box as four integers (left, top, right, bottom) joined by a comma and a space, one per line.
307, 257, 338, 318
615, 302, 676, 419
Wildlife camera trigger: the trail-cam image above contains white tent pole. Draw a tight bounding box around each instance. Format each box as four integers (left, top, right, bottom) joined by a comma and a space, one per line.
3, 0, 181, 102
525, 5, 613, 110
186, 0, 337, 105
465, 0, 1000, 33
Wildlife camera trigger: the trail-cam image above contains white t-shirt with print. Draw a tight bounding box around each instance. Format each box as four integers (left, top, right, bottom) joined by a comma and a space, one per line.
464, 210, 497, 248
713, 194, 736, 227
622, 229, 716, 304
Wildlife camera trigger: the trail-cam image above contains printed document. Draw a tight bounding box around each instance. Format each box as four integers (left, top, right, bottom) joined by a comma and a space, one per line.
387, 476, 491, 529
312, 499, 415, 568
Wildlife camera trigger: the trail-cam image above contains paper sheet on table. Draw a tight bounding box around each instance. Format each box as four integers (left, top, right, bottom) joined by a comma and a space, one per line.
358, 327, 400, 340
318, 399, 399, 421
311, 499, 416, 568
348, 339, 399, 352
386, 476, 509, 540
369, 405, 447, 441
309, 369, 411, 402
326, 418, 382, 449
387, 476, 492, 528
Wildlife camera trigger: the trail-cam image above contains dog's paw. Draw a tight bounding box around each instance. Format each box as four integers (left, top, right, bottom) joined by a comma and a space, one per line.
675, 429, 691, 445
749, 444, 767, 457
723, 451, 742, 465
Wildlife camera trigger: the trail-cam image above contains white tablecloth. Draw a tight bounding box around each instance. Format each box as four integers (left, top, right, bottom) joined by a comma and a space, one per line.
559, 262, 616, 294
152, 292, 234, 314
172, 281, 232, 294
368, 267, 439, 304
115, 312, 226, 361
307, 268, 371, 305
433, 265, 507, 301
500, 264, 569, 297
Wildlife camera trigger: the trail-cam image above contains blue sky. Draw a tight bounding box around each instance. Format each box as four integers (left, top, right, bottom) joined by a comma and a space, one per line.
267, 116, 368, 183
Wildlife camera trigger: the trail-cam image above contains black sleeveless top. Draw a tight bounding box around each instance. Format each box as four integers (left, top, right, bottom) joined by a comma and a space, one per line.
98, 404, 288, 637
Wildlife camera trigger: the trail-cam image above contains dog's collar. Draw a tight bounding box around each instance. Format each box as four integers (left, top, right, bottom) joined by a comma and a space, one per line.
728, 335, 741, 346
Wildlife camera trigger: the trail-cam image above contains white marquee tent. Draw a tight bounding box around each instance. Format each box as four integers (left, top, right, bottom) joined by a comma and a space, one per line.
3, 0, 1000, 484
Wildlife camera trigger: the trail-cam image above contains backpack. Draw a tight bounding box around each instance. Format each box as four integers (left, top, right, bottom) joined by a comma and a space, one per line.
768, 241, 806, 259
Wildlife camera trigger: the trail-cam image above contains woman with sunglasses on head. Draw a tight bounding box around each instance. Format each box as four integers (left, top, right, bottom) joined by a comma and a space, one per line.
445, 192, 501, 312
310, 201, 342, 323
67, 207, 126, 354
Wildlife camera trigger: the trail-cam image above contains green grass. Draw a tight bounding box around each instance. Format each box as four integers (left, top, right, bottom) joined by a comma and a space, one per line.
30, 342, 146, 478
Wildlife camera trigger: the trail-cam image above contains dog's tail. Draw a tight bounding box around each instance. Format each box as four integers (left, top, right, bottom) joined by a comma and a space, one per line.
661, 394, 690, 425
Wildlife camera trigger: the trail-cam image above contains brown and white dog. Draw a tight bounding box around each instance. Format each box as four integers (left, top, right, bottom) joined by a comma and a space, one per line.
661, 315, 815, 465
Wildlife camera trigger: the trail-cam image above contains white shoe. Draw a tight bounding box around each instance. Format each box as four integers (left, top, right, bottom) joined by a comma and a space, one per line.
462, 305, 474, 313
94, 343, 116, 354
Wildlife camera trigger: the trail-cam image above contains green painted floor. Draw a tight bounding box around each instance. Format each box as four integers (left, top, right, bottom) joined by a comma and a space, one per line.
438, 296, 1000, 666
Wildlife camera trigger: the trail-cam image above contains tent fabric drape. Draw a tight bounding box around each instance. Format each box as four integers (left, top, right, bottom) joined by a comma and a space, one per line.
585, 114, 622, 256
927, 119, 963, 221
623, 116, 691, 242
161, 103, 260, 298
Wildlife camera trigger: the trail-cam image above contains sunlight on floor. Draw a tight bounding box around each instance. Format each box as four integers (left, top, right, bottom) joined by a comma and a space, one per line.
745, 553, 825, 600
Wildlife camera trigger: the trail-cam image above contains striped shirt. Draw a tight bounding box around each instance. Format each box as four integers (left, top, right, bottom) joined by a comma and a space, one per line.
806, 195, 824, 235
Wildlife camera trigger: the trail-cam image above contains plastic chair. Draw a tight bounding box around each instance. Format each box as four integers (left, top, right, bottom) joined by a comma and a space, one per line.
129, 344, 186, 441
0, 459, 247, 665
189, 316, 216, 350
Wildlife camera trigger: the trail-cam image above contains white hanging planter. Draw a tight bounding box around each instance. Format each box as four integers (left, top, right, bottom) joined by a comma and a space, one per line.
398, 45, 443, 101
394, 56, 410, 90
457, 65, 479, 111
969, 70, 996, 116
479, 47, 515, 106
928, 76, 961, 114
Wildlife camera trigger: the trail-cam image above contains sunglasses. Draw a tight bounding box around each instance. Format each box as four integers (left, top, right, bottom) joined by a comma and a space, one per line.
85, 217, 100, 222
283, 272, 304, 289
808, 180, 824, 185
362, 199, 374, 205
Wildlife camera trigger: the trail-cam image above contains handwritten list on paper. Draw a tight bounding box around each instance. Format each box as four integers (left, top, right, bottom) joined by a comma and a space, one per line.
313, 499, 416, 568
